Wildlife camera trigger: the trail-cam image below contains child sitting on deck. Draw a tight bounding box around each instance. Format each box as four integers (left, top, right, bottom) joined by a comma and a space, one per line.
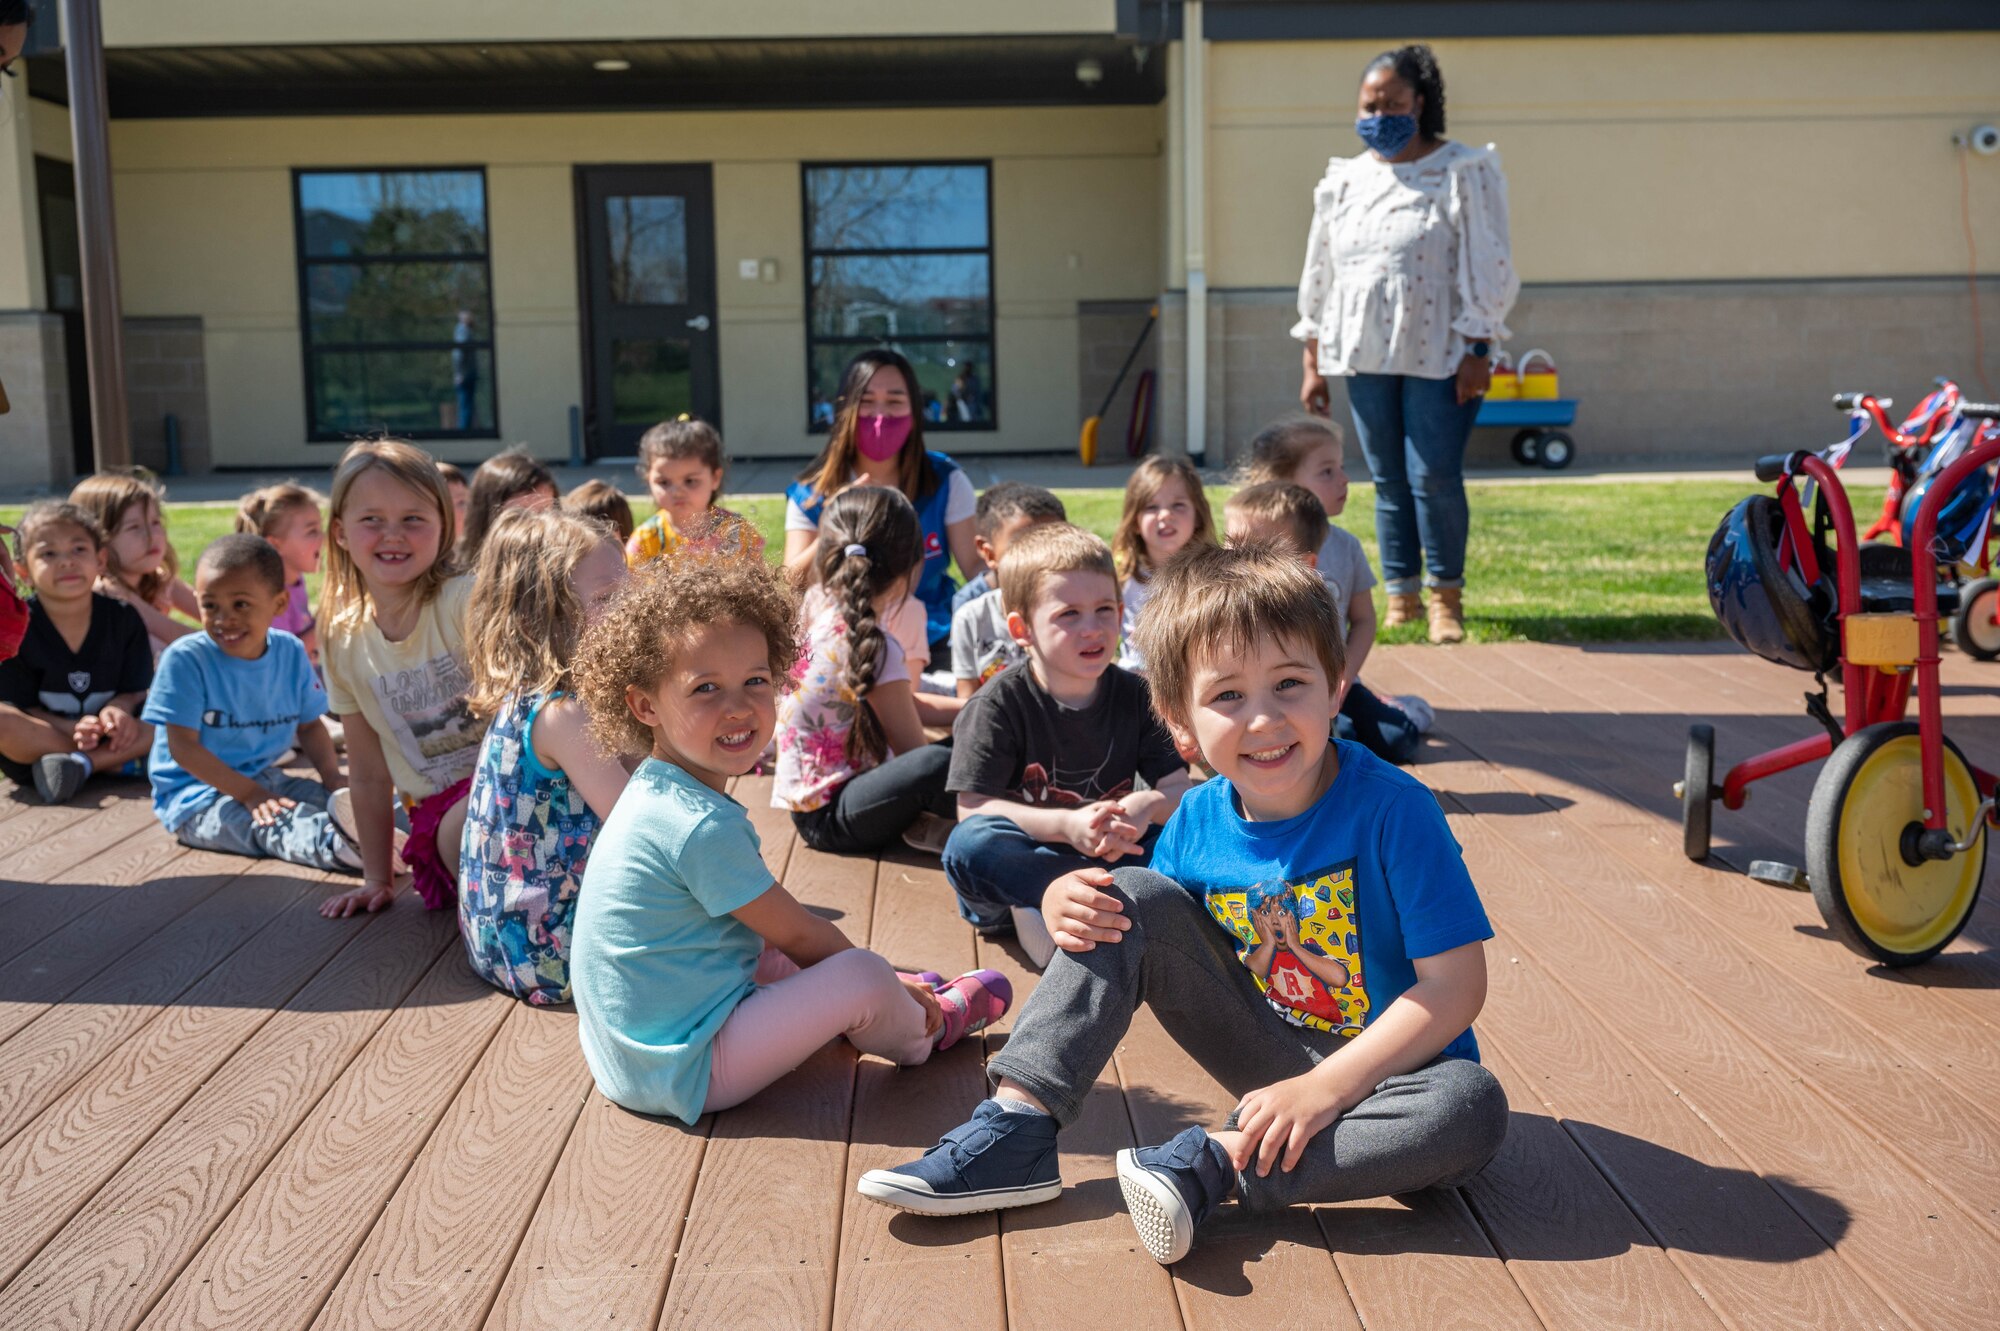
141, 534, 351, 870
1112, 457, 1217, 672
71, 468, 200, 658
568, 558, 1009, 1126
1224, 481, 1430, 765
624, 416, 764, 567
940, 523, 1190, 965
0, 502, 154, 803
457, 506, 633, 1005
860, 542, 1506, 1267
233, 482, 327, 665
949, 482, 1067, 697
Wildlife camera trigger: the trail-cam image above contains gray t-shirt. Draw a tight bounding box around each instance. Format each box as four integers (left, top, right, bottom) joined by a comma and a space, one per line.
949, 587, 1027, 688
1317, 524, 1377, 640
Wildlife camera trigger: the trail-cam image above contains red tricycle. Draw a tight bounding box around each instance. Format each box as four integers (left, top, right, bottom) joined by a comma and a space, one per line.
1683, 401, 2000, 966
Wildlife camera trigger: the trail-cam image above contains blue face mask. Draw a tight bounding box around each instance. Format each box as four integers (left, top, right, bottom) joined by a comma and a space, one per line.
1356, 113, 1418, 158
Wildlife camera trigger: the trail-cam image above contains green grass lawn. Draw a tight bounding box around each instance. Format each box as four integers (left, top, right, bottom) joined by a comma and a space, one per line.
7, 479, 1862, 645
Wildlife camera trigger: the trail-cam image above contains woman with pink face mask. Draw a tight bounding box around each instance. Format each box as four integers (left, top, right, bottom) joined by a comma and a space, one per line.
784, 349, 986, 653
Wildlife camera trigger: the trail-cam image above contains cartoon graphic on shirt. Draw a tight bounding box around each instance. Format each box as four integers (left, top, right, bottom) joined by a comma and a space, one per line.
1015, 761, 1133, 809
1204, 862, 1367, 1036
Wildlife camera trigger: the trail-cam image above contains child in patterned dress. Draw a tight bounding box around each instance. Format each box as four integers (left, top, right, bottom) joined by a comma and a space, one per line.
625, 416, 764, 568
456, 506, 633, 1003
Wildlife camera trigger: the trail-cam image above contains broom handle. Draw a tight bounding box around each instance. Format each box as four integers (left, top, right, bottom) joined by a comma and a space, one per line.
1095, 309, 1159, 419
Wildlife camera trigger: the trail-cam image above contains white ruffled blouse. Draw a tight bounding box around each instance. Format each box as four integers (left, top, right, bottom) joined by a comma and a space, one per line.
1291, 140, 1519, 380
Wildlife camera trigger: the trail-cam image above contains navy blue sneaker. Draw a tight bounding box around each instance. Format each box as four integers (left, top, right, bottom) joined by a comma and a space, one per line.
856, 1099, 1061, 1215
1116, 1126, 1236, 1264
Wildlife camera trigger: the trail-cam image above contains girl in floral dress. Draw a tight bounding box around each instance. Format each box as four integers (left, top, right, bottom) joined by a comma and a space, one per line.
773, 487, 954, 856
456, 506, 633, 1003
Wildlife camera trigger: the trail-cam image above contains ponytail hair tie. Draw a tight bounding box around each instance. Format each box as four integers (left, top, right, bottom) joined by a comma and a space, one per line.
843, 543, 868, 558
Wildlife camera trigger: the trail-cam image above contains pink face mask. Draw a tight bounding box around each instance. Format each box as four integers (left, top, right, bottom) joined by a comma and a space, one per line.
855, 412, 913, 462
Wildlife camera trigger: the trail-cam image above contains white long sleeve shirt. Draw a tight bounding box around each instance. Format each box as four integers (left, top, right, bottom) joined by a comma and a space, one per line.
1292, 140, 1520, 380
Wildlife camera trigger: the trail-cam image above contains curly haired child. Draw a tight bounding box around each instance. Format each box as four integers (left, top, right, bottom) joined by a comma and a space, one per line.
568, 557, 1007, 1125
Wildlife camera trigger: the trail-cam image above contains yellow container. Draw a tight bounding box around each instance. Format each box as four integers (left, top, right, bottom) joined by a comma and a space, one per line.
1515, 348, 1560, 400
1844, 613, 1919, 667
1485, 356, 1520, 400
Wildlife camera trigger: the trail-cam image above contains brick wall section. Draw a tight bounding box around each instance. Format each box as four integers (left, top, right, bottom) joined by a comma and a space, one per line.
0, 312, 74, 490
124, 316, 212, 475
1155, 277, 2000, 473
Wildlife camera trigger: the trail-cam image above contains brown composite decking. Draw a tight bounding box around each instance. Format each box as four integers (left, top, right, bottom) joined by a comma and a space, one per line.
1, 641, 1998, 1329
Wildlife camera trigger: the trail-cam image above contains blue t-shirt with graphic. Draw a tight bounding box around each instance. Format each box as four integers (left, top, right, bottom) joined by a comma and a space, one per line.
142, 629, 327, 831
1152, 739, 1491, 1062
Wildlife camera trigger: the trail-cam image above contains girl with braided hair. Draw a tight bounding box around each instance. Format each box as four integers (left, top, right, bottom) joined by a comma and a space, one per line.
773, 486, 957, 856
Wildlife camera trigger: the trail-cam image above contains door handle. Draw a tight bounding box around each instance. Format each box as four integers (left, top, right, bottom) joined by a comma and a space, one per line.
686, 315, 712, 331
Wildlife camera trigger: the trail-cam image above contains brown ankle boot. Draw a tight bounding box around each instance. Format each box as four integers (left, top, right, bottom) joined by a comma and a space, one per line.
1385, 592, 1423, 629
1428, 586, 1465, 644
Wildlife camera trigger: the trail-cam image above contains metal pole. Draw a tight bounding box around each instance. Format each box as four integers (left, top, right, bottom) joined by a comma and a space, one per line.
1182, 0, 1207, 466
62, 0, 129, 469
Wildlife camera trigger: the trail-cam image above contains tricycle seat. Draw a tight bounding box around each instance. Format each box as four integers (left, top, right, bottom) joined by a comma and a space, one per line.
1851, 542, 1961, 614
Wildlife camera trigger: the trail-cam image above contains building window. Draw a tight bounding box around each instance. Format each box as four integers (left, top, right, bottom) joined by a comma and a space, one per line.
803, 161, 994, 431
293, 168, 496, 441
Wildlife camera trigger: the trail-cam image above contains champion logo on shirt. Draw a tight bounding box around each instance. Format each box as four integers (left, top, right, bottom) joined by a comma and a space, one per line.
67, 671, 91, 694
924, 531, 944, 557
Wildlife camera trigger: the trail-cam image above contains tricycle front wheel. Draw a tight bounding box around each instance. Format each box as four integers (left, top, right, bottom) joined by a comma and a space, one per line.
1805, 721, 1985, 967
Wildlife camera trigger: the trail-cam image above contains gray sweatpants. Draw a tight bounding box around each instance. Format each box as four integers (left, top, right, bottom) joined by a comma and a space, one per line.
175, 767, 354, 874
986, 866, 1509, 1213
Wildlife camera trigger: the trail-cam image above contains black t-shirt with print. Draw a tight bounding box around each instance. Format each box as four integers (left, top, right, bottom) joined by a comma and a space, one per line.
947, 660, 1182, 808
0, 593, 152, 780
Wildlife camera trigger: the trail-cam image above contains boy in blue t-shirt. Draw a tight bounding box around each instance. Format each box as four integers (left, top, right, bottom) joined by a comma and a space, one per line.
142, 534, 356, 872
860, 543, 1506, 1266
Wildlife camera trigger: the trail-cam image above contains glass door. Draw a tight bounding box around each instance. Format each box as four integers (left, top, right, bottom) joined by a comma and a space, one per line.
577, 165, 719, 457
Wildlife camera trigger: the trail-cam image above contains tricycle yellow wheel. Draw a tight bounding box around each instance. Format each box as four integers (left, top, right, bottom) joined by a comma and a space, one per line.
1805, 722, 1985, 967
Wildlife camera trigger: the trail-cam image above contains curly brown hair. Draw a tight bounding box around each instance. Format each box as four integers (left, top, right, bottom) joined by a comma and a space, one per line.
573, 557, 801, 758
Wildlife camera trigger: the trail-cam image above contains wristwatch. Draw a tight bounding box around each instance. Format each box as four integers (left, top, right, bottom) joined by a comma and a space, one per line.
1468, 339, 1491, 358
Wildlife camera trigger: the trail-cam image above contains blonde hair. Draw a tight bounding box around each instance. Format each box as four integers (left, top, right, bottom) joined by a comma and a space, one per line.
322, 438, 457, 632
1225, 482, 1326, 560
1111, 456, 1216, 583
997, 522, 1118, 619
1133, 542, 1345, 732
464, 507, 619, 719
564, 479, 635, 543
1240, 416, 1344, 487
233, 481, 325, 541
574, 557, 801, 759
69, 469, 178, 605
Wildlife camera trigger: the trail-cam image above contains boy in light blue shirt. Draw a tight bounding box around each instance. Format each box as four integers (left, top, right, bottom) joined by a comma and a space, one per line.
143, 534, 355, 872
861, 542, 1506, 1266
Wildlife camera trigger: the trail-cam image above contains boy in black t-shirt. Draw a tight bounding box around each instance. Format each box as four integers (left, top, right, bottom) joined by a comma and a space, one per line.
943, 523, 1190, 965
0, 502, 154, 803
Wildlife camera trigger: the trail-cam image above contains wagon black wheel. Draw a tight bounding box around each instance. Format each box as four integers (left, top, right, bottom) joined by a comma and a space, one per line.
1539, 430, 1576, 470
1683, 724, 1715, 861
1510, 430, 1541, 466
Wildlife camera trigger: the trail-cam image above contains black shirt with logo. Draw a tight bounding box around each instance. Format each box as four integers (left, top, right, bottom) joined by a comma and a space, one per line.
0, 593, 152, 781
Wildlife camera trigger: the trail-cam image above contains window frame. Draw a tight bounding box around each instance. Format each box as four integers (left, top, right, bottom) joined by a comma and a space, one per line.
799, 158, 998, 434
291, 165, 500, 444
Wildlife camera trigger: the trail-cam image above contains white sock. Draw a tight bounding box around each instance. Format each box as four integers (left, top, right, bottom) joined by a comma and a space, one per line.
991, 1095, 1049, 1116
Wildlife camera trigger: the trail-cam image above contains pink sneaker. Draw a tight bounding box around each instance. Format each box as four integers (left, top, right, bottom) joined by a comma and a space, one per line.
933, 968, 1013, 1050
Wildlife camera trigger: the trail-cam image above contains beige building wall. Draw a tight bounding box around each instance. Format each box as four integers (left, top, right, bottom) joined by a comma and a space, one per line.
1157, 31, 2000, 465
101, 0, 1121, 47
108, 104, 1162, 469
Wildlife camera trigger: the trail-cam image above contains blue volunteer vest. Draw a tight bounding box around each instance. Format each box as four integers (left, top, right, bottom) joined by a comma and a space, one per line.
787, 450, 962, 645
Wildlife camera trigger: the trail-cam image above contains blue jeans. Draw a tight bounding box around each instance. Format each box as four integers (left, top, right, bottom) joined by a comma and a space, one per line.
1338, 681, 1420, 766
1346, 371, 1483, 593
175, 767, 353, 873
456, 377, 479, 432
941, 812, 1160, 928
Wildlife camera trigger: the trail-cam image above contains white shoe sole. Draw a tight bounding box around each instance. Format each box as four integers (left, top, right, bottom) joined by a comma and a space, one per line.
1116, 1148, 1194, 1265
328, 787, 410, 869
1010, 905, 1057, 969
855, 1170, 1061, 1216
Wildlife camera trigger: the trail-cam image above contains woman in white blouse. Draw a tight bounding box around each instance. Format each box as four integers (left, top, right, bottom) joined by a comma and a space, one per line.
1294, 44, 1518, 644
